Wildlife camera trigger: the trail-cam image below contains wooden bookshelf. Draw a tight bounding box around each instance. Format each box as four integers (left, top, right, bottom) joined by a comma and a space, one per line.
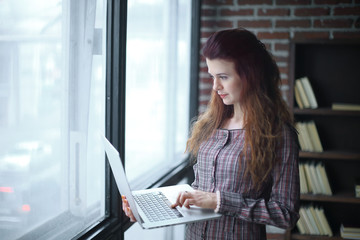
291, 233, 344, 240
288, 40, 360, 240
301, 192, 360, 204
293, 108, 360, 117
299, 151, 360, 161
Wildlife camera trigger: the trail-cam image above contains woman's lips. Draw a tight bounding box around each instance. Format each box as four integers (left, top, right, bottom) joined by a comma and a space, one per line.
219, 94, 227, 99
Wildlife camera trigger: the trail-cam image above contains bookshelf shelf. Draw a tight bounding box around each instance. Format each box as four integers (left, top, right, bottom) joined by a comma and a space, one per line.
289, 40, 360, 240
293, 108, 360, 116
299, 151, 360, 161
291, 233, 343, 240
301, 192, 360, 204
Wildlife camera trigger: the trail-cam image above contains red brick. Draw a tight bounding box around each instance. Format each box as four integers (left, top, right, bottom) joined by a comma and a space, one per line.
276, 0, 311, 5
274, 55, 289, 63
237, 20, 272, 28
282, 88, 291, 104
199, 89, 213, 96
293, 31, 329, 40
220, 8, 254, 16
217, 20, 234, 28
294, 7, 330, 16
314, 19, 353, 28
314, 0, 351, 4
201, 31, 214, 39
237, 0, 272, 4
202, 0, 233, 5
278, 66, 289, 75
333, 31, 360, 39
258, 8, 290, 16
281, 78, 289, 85
334, 6, 360, 16
201, 20, 216, 28
200, 77, 213, 84
201, 9, 217, 17
274, 43, 289, 52
199, 66, 208, 74
276, 19, 311, 28
257, 32, 290, 39
201, 20, 233, 28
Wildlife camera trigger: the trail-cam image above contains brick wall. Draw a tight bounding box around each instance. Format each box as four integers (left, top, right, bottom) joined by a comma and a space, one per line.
198, 0, 360, 113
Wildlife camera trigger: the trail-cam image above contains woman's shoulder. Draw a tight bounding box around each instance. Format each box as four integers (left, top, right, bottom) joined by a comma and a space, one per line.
280, 122, 300, 148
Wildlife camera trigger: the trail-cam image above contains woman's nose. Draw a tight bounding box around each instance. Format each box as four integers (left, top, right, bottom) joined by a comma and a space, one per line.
212, 78, 222, 91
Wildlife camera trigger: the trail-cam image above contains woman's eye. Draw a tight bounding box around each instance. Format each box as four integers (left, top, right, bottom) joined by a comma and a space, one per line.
219, 76, 227, 80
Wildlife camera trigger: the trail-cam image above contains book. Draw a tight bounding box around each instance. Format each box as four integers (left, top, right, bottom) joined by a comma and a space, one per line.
298, 208, 310, 234
316, 162, 332, 195
341, 223, 360, 233
303, 162, 315, 193
294, 84, 304, 109
297, 122, 315, 152
300, 77, 318, 109
295, 123, 307, 151
300, 161, 332, 195
295, 79, 310, 108
308, 162, 322, 194
296, 214, 307, 234
299, 163, 309, 194
341, 223, 360, 239
316, 206, 333, 236
296, 121, 323, 152
298, 205, 333, 236
309, 205, 324, 235
306, 121, 323, 152
299, 207, 315, 234
356, 178, 360, 198
332, 103, 360, 111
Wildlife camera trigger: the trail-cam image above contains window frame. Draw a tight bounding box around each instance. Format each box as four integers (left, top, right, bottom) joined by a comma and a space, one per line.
16, 0, 200, 239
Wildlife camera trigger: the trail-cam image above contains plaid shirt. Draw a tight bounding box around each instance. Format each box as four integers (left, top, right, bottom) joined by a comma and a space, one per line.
185, 125, 300, 240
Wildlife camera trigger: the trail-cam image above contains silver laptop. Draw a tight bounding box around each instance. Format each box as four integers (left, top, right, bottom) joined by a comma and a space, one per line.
102, 135, 222, 229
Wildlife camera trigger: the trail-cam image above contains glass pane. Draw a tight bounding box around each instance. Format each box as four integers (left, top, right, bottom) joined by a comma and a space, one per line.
126, 0, 192, 187
0, 0, 106, 239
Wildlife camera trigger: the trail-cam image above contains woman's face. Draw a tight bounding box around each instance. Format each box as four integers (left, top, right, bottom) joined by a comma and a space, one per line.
206, 58, 242, 106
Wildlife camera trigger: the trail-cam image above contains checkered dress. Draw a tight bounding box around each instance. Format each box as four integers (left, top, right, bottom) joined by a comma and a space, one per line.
185, 125, 300, 240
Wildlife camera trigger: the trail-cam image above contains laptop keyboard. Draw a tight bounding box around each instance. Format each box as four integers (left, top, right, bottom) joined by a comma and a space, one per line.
134, 192, 183, 222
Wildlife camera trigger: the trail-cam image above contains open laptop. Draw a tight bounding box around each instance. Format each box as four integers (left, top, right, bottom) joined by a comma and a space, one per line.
101, 135, 222, 229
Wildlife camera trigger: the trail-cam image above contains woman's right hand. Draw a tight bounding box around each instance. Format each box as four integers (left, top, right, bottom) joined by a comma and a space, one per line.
121, 195, 137, 222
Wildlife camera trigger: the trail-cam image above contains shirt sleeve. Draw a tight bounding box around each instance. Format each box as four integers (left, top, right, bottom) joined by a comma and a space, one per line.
217, 126, 300, 229
191, 162, 199, 190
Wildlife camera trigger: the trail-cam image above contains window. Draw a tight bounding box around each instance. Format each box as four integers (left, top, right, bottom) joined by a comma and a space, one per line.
0, 0, 107, 239
125, 0, 193, 189
0, 0, 199, 239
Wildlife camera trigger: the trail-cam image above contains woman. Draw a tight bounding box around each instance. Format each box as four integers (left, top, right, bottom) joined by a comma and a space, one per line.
123, 28, 300, 239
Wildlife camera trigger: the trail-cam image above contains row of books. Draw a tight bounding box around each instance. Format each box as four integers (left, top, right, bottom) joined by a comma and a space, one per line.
297, 205, 333, 236
299, 161, 332, 195
294, 77, 318, 109
332, 103, 360, 111
295, 76, 360, 111
296, 121, 323, 152
341, 223, 360, 239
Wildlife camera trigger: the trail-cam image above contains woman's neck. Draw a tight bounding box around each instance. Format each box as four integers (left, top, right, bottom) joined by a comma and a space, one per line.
222, 106, 244, 130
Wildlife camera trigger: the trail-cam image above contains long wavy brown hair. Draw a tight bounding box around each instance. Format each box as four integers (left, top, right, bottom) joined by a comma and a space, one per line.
186, 28, 293, 189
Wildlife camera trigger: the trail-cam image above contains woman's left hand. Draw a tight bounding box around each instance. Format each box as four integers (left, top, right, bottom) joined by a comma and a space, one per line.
171, 190, 217, 210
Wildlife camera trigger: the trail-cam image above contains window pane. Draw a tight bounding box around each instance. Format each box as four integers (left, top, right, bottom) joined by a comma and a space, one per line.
0, 0, 107, 239
126, 0, 192, 187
